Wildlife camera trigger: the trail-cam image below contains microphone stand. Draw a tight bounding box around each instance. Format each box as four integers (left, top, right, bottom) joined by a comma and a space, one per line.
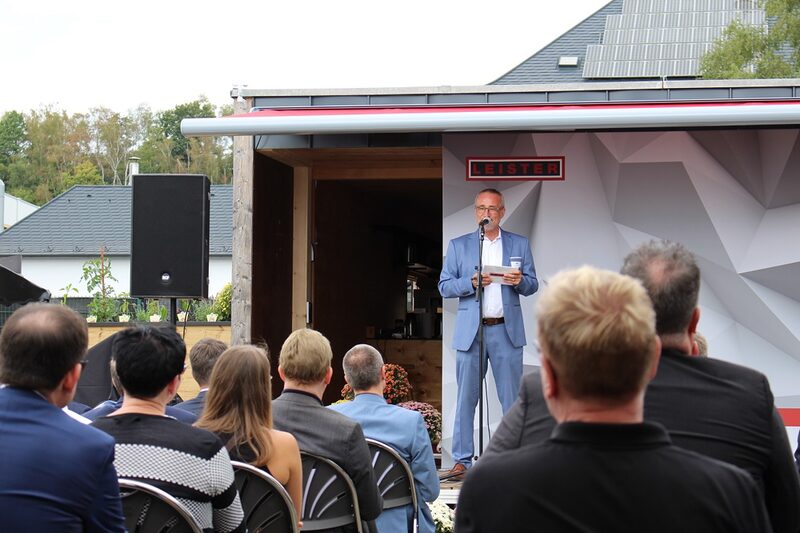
475, 221, 486, 459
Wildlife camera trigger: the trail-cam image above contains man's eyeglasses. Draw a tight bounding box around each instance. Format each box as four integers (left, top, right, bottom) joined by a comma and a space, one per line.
475, 205, 502, 214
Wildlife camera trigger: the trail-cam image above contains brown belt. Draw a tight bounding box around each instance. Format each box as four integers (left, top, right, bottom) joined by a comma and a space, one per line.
482, 317, 505, 326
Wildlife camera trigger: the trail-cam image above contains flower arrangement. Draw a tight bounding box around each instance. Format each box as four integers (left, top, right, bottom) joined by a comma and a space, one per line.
428, 501, 454, 533
341, 363, 412, 404
399, 401, 442, 446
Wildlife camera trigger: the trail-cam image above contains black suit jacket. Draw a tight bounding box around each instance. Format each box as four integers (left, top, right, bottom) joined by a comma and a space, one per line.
460, 422, 771, 533
486, 348, 800, 533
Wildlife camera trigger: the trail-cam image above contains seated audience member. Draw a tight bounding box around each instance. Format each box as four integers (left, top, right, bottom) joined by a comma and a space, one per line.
196, 344, 303, 524
83, 358, 196, 423
273, 328, 383, 530
91, 325, 244, 533
457, 267, 771, 532
330, 344, 440, 533
485, 240, 800, 533
177, 337, 227, 416
0, 303, 125, 532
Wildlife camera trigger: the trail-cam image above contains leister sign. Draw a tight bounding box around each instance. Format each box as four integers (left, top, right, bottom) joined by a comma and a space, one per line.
466, 157, 565, 181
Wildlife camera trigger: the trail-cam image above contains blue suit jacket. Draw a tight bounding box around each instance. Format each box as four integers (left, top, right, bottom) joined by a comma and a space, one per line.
330, 394, 440, 533
0, 387, 125, 532
83, 397, 198, 424
175, 389, 206, 416
439, 229, 538, 351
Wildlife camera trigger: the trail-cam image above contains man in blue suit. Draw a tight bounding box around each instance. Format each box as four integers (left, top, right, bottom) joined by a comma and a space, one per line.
330, 344, 440, 533
0, 303, 125, 532
439, 188, 538, 477
175, 337, 228, 416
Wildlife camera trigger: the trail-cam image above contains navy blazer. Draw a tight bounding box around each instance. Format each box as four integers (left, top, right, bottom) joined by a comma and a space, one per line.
0, 387, 125, 532
175, 389, 207, 416
439, 228, 538, 351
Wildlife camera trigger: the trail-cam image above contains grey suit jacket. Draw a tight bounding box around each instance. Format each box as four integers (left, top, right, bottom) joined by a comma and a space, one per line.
272, 390, 383, 523
486, 349, 800, 533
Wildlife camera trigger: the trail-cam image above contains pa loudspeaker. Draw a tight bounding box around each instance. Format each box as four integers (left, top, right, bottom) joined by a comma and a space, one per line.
130, 174, 210, 298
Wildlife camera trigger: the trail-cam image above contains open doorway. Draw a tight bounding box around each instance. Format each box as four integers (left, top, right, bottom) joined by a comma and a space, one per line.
311, 179, 442, 404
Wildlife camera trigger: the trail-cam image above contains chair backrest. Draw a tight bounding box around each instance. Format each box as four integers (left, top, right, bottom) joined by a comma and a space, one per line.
118, 478, 202, 533
232, 461, 300, 533
300, 451, 364, 533
366, 438, 418, 532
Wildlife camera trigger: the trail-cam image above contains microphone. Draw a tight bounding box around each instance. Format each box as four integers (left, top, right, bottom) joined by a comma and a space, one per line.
478, 217, 491, 226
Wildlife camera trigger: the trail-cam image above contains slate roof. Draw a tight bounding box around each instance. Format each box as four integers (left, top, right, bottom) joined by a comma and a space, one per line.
492, 0, 623, 85
0, 185, 232, 256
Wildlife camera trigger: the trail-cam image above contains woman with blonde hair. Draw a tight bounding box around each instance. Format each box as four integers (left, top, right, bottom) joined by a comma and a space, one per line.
196, 344, 302, 523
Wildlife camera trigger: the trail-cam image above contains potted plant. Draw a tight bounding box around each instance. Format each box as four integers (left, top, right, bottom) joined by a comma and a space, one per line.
428, 501, 454, 533
118, 293, 131, 322
81, 251, 118, 322
192, 299, 215, 322
399, 401, 442, 450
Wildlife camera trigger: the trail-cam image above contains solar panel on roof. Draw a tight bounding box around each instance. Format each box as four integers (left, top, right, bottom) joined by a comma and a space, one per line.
583, 0, 765, 79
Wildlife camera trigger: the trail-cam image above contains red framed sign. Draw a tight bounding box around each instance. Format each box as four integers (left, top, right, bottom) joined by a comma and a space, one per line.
466, 157, 565, 181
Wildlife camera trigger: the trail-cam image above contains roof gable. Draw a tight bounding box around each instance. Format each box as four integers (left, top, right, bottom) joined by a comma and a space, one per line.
0, 184, 232, 256
492, 0, 623, 85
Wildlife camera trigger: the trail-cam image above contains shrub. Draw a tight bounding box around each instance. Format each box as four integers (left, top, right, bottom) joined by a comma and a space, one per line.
211, 282, 232, 321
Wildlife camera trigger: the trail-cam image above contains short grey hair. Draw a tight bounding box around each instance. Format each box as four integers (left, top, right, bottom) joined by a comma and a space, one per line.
342, 344, 384, 391
620, 240, 700, 336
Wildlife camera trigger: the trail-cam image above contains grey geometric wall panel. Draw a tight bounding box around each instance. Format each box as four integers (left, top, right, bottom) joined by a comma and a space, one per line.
442, 129, 800, 466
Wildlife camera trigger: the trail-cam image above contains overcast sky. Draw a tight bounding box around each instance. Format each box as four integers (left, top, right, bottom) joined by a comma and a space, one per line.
0, 0, 609, 115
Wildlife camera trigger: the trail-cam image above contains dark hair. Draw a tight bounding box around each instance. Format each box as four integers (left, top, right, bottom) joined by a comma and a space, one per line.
189, 338, 228, 386
0, 303, 88, 390
112, 325, 186, 399
620, 240, 700, 335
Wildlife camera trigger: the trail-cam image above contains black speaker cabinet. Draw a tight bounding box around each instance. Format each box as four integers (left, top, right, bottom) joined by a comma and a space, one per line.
130, 174, 210, 298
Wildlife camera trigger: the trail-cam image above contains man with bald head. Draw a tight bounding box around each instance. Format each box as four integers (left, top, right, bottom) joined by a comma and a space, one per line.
0, 303, 125, 532
486, 240, 800, 533
457, 266, 770, 532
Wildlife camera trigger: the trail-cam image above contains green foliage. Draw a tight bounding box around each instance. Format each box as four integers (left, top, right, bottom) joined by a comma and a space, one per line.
0, 111, 27, 165
87, 295, 118, 322
146, 299, 168, 321
63, 160, 103, 190
192, 299, 215, 321
157, 98, 216, 165
117, 293, 132, 315
700, 1, 800, 79
135, 305, 152, 322
82, 253, 118, 322
0, 99, 232, 206
59, 282, 79, 306
81, 254, 117, 298
211, 283, 232, 321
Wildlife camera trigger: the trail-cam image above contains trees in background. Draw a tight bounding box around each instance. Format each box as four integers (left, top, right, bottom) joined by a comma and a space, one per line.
0, 97, 232, 205
700, 0, 800, 79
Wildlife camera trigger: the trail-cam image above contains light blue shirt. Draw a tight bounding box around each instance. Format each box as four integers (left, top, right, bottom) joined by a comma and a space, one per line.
330, 393, 440, 533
